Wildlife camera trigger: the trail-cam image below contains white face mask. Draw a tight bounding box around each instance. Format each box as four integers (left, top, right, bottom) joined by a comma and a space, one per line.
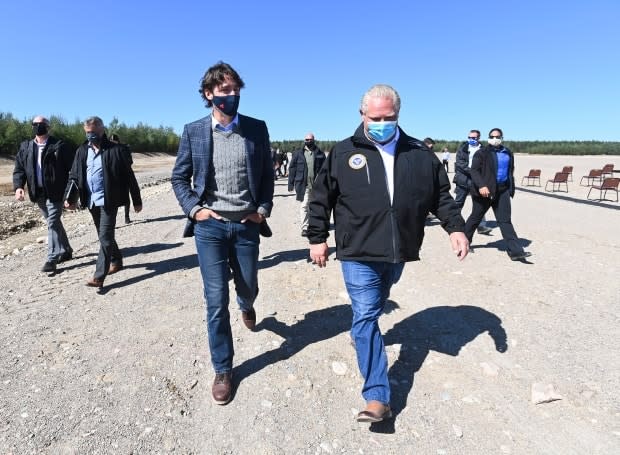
488, 138, 503, 147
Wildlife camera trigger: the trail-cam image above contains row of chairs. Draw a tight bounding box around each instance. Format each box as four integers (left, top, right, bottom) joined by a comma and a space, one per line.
521, 164, 618, 201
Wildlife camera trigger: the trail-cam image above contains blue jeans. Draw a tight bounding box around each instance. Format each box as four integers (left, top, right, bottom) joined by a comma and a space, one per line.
194, 217, 260, 373
37, 198, 72, 262
341, 260, 405, 405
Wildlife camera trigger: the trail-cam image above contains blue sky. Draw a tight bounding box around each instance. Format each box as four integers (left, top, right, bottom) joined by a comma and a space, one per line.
1, 1, 618, 141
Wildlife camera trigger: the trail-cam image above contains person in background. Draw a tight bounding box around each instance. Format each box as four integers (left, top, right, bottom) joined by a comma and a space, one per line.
287, 132, 326, 237
441, 146, 450, 173
171, 61, 274, 406
423, 137, 435, 151
454, 130, 492, 235
464, 127, 531, 261
279, 148, 289, 177
13, 115, 75, 273
64, 116, 142, 287
272, 146, 281, 180
109, 133, 133, 224
307, 84, 469, 423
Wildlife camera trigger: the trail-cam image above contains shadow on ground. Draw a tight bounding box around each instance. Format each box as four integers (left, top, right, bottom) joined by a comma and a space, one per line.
233, 302, 507, 434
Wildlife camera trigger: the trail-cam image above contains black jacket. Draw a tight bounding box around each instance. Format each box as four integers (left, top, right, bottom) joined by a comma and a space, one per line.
287, 146, 326, 201
13, 136, 75, 202
308, 125, 464, 263
470, 145, 516, 198
453, 141, 476, 189
65, 137, 142, 210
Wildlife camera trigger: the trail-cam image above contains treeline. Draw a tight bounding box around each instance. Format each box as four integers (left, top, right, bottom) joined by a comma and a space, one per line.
2, 112, 618, 157
274, 139, 620, 155
270, 140, 339, 154
434, 140, 620, 155
0, 113, 179, 156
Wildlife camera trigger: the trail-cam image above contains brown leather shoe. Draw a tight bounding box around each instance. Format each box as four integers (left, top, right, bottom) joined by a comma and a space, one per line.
86, 277, 104, 288
356, 400, 392, 423
212, 372, 232, 405
108, 263, 123, 275
241, 308, 256, 331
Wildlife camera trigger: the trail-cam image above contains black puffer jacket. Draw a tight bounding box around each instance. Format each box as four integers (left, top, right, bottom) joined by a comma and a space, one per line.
13, 136, 75, 202
65, 137, 141, 210
308, 124, 464, 263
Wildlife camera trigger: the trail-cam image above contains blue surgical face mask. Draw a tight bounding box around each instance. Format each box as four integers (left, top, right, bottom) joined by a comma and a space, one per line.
467, 138, 479, 146
367, 121, 397, 143
211, 94, 240, 117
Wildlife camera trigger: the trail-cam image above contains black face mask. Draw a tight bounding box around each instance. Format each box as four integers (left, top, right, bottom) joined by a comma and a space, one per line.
32, 123, 49, 136
304, 140, 315, 149
86, 132, 101, 145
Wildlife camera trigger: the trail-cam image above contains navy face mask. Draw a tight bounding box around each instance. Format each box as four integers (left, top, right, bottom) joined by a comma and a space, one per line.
86, 132, 101, 145
211, 95, 240, 117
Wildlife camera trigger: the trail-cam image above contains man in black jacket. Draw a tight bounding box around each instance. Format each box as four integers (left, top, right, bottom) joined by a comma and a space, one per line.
64, 116, 142, 288
288, 132, 326, 237
464, 128, 531, 261
13, 115, 75, 272
308, 84, 469, 423
453, 130, 492, 235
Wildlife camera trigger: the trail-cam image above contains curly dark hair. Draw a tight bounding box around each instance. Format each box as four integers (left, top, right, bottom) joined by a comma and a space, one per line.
198, 61, 245, 107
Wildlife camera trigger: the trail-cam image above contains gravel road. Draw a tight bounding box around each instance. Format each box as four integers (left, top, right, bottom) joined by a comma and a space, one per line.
0, 155, 618, 454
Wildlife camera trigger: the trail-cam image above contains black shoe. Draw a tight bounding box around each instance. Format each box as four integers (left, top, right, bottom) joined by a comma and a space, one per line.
41, 261, 56, 272
125, 218, 131, 224
301, 230, 308, 237
509, 251, 532, 261
58, 251, 73, 262
477, 226, 492, 235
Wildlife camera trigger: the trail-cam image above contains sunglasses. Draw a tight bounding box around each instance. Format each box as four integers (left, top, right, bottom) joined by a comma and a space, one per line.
489, 135, 503, 139
467, 136, 479, 140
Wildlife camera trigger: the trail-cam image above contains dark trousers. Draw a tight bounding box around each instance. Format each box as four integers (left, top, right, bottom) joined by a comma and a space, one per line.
454, 184, 469, 210
464, 186, 524, 255
89, 206, 122, 280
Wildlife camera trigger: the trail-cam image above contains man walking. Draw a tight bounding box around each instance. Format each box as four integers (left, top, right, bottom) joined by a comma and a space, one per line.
308, 84, 469, 423
13, 115, 75, 272
64, 116, 142, 287
454, 130, 492, 235
171, 61, 274, 405
288, 132, 325, 237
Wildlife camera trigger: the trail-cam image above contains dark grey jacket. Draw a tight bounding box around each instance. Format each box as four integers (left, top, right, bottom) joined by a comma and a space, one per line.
287, 146, 326, 201
65, 137, 141, 210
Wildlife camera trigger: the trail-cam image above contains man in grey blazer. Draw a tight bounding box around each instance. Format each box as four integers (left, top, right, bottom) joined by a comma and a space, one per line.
171, 61, 274, 405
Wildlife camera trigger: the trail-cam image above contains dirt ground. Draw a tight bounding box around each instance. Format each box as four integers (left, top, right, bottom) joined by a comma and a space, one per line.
0, 153, 618, 454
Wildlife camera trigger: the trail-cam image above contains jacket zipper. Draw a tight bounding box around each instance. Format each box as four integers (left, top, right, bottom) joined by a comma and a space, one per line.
380, 155, 398, 263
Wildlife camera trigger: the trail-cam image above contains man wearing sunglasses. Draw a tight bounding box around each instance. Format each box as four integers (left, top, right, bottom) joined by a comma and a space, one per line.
453, 130, 493, 235
465, 128, 531, 261
13, 116, 75, 273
